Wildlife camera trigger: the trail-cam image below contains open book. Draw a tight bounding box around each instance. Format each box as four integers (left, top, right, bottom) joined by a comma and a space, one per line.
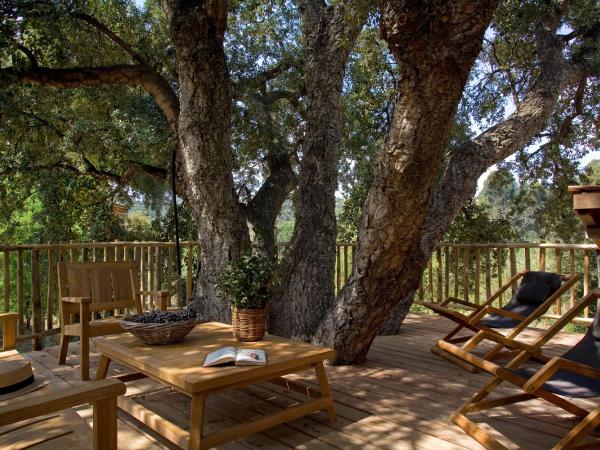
203, 347, 267, 367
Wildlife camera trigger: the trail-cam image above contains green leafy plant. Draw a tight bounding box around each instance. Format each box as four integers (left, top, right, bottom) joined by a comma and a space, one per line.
216, 253, 274, 310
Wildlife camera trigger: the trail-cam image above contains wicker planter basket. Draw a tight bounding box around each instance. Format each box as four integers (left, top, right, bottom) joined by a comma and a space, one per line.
231, 307, 266, 342
121, 319, 197, 345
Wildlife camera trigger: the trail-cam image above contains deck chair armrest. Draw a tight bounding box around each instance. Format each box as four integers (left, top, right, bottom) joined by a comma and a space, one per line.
472, 306, 526, 324
61, 296, 92, 304
0, 378, 125, 426
444, 298, 483, 310
138, 290, 171, 311
523, 356, 600, 393
422, 303, 469, 321
463, 330, 539, 354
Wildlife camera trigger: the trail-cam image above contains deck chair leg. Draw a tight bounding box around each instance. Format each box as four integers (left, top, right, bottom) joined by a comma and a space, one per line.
553, 407, 600, 450
451, 410, 509, 450
58, 334, 70, 364
431, 345, 478, 373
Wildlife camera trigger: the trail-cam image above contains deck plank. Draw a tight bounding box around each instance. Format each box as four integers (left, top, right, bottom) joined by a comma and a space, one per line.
12, 314, 599, 449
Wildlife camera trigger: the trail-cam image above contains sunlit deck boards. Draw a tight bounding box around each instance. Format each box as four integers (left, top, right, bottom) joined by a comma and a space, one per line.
18, 314, 598, 449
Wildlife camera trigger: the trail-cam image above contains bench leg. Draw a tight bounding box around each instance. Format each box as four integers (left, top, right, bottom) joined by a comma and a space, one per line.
189, 393, 205, 450
58, 335, 70, 364
314, 361, 336, 423
80, 303, 90, 380
93, 396, 118, 450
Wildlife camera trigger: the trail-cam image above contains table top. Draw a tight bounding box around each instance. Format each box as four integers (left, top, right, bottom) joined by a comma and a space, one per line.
93, 322, 335, 394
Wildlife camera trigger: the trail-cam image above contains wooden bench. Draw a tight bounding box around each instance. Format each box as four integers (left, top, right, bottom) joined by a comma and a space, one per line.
58, 261, 170, 380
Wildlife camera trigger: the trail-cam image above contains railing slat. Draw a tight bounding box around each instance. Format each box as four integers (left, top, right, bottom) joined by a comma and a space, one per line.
46, 247, 56, 330
3, 250, 9, 313
444, 246, 450, 300
186, 245, 193, 304
584, 249, 590, 318
485, 248, 491, 299
509, 247, 517, 294
17, 250, 24, 335
31, 249, 42, 350
555, 248, 562, 315
436, 247, 443, 302
474, 248, 480, 305
463, 247, 469, 303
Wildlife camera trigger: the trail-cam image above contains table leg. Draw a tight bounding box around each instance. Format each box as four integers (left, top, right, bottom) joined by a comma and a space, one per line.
315, 361, 336, 423
189, 393, 205, 450
96, 354, 111, 380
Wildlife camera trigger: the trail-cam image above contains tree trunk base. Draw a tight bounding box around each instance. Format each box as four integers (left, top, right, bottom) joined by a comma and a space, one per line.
377, 293, 413, 335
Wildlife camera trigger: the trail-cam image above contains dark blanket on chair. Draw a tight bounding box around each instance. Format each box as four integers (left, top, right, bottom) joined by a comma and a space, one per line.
479, 271, 562, 329
510, 312, 600, 398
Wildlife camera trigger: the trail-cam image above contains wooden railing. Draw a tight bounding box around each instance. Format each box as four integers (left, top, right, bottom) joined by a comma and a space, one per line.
415, 243, 599, 326
1, 240, 596, 349
0, 241, 200, 349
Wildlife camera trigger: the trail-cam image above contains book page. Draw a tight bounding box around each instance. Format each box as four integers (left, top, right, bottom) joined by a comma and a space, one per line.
203, 347, 238, 367
235, 349, 267, 366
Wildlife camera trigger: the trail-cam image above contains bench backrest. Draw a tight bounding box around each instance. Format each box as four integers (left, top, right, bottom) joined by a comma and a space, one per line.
57, 261, 142, 313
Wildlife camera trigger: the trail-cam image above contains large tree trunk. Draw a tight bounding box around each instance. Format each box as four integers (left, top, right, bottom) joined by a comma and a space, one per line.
163, 0, 250, 322
269, 1, 370, 339
315, 0, 500, 363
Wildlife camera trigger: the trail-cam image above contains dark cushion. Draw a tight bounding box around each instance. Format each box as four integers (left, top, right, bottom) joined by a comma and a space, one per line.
509, 329, 600, 398
514, 282, 553, 305
592, 312, 600, 340
513, 271, 562, 305
479, 301, 539, 329
478, 271, 562, 329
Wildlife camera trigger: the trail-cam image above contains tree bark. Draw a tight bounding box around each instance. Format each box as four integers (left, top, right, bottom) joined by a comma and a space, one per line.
162, 0, 250, 321
315, 0, 500, 363
269, 0, 371, 340
377, 291, 414, 335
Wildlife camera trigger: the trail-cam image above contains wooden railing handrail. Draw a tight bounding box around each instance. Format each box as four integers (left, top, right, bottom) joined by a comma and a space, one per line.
0, 241, 200, 252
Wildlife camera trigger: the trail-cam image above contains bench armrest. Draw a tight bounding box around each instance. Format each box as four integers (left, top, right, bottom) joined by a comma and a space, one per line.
0, 313, 18, 351
0, 313, 19, 321
61, 296, 92, 304
0, 378, 125, 426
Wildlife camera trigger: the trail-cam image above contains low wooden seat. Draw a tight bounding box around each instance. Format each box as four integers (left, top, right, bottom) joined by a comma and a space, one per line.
0, 337, 126, 450
0, 375, 126, 450
58, 261, 170, 380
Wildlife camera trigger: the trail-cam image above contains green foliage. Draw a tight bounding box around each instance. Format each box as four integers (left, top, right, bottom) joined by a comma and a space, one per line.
216, 253, 274, 309
445, 201, 517, 243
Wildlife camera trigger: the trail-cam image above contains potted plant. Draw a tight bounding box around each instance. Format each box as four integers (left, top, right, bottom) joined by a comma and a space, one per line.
216, 253, 274, 341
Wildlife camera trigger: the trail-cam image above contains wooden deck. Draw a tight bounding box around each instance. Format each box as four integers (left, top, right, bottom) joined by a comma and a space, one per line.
18, 314, 598, 449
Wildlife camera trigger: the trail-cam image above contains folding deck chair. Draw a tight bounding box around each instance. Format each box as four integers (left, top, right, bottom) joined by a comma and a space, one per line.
423, 271, 579, 371
438, 288, 600, 450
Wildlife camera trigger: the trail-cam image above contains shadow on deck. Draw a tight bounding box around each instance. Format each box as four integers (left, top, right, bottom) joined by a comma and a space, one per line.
18, 314, 597, 449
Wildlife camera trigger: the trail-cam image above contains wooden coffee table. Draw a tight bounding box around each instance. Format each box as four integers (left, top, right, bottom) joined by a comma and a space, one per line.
93, 322, 336, 450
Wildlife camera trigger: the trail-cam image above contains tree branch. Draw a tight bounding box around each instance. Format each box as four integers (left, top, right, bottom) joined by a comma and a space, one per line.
421, 5, 588, 252
1, 64, 180, 129
71, 12, 148, 66
15, 44, 38, 68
